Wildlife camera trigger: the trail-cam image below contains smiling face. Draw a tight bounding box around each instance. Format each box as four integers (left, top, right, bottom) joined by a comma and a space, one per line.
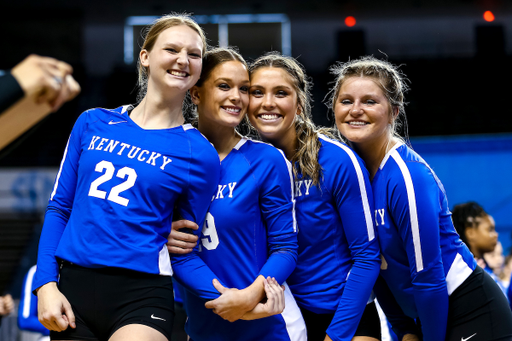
192, 61, 250, 129
140, 25, 203, 94
335, 76, 395, 149
248, 67, 299, 144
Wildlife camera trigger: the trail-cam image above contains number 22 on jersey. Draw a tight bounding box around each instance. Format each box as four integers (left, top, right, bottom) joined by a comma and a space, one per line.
88, 160, 137, 207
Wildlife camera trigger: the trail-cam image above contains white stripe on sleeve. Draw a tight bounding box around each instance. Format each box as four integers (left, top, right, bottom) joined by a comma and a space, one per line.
319, 135, 375, 241
391, 150, 424, 272
50, 137, 71, 201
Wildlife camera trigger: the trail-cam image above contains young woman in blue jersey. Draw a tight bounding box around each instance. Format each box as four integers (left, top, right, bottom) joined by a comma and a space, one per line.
168, 47, 306, 341
330, 56, 512, 341
247, 53, 381, 341
33, 14, 221, 341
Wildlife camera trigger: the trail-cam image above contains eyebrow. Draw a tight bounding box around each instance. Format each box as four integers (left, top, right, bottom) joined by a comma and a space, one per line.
250, 84, 293, 90
216, 78, 250, 84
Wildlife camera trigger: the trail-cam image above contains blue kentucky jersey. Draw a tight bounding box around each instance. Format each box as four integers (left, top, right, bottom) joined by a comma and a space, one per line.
373, 142, 476, 341
181, 138, 305, 341
287, 134, 381, 341
34, 106, 220, 290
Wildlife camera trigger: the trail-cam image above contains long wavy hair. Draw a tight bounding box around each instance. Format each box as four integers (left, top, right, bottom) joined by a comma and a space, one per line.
250, 52, 334, 185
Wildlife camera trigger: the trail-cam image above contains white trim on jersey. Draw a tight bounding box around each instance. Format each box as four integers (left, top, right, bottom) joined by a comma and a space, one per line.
319, 135, 375, 241
50, 138, 71, 201
182, 123, 194, 131
281, 282, 307, 341
251, 139, 297, 233
379, 142, 403, 170
233, 138, 248, 150
120, 105, 131, 114
277, 148, 297, 233
22, 265, 37, 318
390, 150, 424, 272
158, 244, 173, 276
445, 253, 473, 295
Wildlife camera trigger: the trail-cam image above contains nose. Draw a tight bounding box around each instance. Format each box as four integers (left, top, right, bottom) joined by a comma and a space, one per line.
349, 101, 363, 116
177, 50, 189, 67
230, 89, 241, 104
262, 94, 275, 110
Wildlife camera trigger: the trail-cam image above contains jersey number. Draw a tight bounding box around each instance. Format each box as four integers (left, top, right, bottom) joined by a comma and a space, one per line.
201, 212, 219, 250
88, 160, 137, 207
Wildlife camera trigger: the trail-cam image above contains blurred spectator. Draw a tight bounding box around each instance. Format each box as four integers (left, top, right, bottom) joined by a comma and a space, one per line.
0, 294, 14, 325
452, 202, 507, 294
0, 54, 80, 150
0, 54, 80, 114
484, 241, 505, 279
18, 265, 50, 340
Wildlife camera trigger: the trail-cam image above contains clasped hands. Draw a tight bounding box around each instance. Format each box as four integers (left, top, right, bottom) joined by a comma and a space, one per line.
167, 219, 286, 322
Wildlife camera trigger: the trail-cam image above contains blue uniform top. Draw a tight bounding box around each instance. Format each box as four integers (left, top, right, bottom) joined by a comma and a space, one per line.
508, 273, 512, 311
34, 106, 220, 290
287, 134, 381, 341
179, 138, 302, 341
19, 265, 50, 335
373, 142, 476, 341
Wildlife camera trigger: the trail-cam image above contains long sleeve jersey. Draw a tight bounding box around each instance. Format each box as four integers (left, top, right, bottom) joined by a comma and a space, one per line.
179, 138, 303, 341
287, 134, 381, 341
373, 142, 476, 341
34, 106, 220, 290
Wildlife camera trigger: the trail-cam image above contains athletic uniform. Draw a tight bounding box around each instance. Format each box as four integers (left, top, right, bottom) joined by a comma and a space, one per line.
373, 142, 512, 341
287, 134, 381, 341
34, 105, 220, 340
179, 138, 306, 341
19, 265, 50, 337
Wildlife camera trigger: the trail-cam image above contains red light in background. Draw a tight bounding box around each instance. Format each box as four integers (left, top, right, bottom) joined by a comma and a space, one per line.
345, 16, 356, 27
483, 11, 495, 22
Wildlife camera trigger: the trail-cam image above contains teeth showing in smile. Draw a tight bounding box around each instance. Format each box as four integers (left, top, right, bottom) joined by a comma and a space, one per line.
169, 70, 187, 77
261, 114, 280, 120
348, 121, 367, 126
222, 107, 241, 114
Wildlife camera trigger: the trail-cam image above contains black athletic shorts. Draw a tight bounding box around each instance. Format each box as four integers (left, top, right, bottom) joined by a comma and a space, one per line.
300, 301, 381, 340
50, 261, 175, 341
445, 266, 512, 341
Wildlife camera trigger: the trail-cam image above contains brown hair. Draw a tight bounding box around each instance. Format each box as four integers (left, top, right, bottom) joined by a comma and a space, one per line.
328, 56, 409, 142
250, 52, 331, 186
136, 13, 207, 102
187, 47, 254, 136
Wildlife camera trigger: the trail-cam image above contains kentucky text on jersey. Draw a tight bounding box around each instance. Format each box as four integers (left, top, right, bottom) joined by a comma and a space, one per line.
372, 142, 476, 341
288, 134, 380, 341
87, 135, 173, 170
34, 106, 220, 291
178, 138, 304, 341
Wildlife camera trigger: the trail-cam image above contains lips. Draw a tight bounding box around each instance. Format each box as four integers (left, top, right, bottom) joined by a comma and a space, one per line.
258, 113, 282, 121
347, 120, 369, 126
168, 70, 189, 78
221, 106, 241, 115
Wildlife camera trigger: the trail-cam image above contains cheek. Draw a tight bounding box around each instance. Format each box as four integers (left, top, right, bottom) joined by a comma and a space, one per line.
241, 94, 249, 111
248, 98, 260, 115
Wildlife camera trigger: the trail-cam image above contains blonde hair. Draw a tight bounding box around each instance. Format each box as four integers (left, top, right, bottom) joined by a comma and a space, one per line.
136, 13, 207, 102
328, 56, 409, 142
250, 52, 331, 186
